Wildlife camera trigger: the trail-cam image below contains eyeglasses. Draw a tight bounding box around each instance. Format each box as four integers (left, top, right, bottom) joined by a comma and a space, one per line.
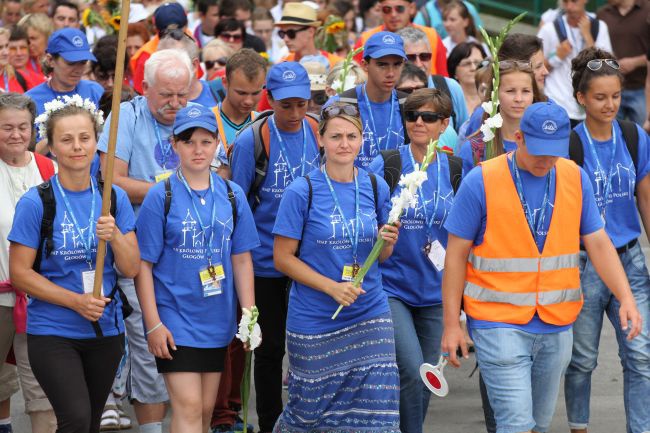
204, 57, 228, 70
311, 91, 328, 106
219, 32, 243, 42
277, 26, 310, 39
587, 59, 620, 71
404, 110, 445, 123
396, 85, 425, 94
322, 103, 359, 118
406, 52, 432, 63
458, 59, 483, 68
381, 5, 407, 14
8, 46, 28, 54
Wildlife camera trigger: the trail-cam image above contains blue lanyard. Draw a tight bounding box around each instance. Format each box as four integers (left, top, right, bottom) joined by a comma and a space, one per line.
511, 152, 553, 239
53, 175, 96, 268
362, 84, 396, 151
269, 115, 308, 182
408, 146, 442, 239
583, 123, 617, 220
3, 71, 8, 92
177, 170, 219, 266
323, 167, 360, 263
150, 112, 174, 169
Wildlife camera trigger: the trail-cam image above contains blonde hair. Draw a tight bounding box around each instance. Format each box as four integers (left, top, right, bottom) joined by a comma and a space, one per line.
0, 28, 17, 80
203, 38, 235, 59
17, 13, 54, 40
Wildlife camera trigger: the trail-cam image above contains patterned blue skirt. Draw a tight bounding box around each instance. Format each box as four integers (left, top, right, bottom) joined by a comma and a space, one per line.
273, 313, 401, 433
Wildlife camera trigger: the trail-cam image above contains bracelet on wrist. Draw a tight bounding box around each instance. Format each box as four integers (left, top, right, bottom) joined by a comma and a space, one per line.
146, 322, 163, 335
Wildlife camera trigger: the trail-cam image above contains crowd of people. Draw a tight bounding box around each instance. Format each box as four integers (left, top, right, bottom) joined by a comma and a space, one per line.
0, 0, 648, 432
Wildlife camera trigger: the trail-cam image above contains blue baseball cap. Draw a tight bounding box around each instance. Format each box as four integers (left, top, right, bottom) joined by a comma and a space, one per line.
266, 62, 311, 101
364, 31, 406, 60
47, 28, 96, 62
520, 102, 571, 157
154, 2, 188, 33
173, 105, 217, 135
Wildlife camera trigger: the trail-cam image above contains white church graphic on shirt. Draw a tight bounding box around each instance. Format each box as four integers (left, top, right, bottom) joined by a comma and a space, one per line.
175, 208, 234, 254
181, 210, 204, 248
59, 212, 95, 250
328, 206, 375, 242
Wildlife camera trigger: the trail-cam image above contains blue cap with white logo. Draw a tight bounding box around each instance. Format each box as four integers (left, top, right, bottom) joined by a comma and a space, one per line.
520, 102, 571, 157
266, 62, 311, 101
173, 104, 217, 135
364, 31, 406, 60
47, 28, 96, 62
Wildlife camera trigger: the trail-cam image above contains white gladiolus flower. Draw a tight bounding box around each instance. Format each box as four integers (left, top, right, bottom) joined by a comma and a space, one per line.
332, 79, 342, 92
343, 75, 356, 91
249, 323, 262, 350
481, 101, 498, 114
480, 123, 495, 142
236, 306, 261, 350
399, 170, 428, 195
485, 113, 503, 129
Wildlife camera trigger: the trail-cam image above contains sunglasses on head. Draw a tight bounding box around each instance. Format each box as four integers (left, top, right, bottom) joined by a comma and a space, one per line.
381, 4, 407, 14
397, 85, 425, 94
405, 110, 445, 123
499, 60, 533, 71
406, 52, 432, 63
277, 26, 310, 39
219, 32, 243, 42
162, 28, 195, 42
204, 57, 228, 69
587, 59, 620, 71
322, 103, 359, 118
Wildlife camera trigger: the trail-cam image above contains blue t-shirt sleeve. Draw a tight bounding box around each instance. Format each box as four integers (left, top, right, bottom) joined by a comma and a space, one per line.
375, 174, 390, 225
230, 128, 256, 197
446, 78, 468, 128
97, 101, 136, 163
135, 183, 166, 263
114, 186, 136, 234
230, 181, 260, 254
7, 192, 43, 250
457, 139, 475, 175
272, 177, 310, 240
444, 166, 485, 243
579, 167, 604, 236
634, 124, 650, 182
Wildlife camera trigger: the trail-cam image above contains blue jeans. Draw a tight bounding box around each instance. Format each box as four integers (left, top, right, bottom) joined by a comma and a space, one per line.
617, 88, 647, 126
473, 327, 573, 433
564, 244, 650, 433
388, 298, 443, 433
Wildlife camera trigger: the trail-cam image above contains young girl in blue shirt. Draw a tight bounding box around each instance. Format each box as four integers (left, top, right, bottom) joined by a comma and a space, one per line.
135, 105, 259, 433
8, 98, 139, 433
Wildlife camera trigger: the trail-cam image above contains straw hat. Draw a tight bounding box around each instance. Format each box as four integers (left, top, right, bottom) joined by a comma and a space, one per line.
275, 3, 321, 27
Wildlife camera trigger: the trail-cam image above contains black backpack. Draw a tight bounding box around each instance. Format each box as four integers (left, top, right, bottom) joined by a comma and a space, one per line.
163, 175, 238, 231
568, 120, 639, 192
35, 178, 131, 337
379, 149, 463, 194
338, 87, 411, 145
429, 75, 458, 131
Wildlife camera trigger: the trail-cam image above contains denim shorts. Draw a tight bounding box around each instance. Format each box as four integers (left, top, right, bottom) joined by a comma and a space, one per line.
473, 326, 573, 433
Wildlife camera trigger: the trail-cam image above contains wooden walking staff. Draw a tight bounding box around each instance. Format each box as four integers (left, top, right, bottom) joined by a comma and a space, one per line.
92, 0, 131, 298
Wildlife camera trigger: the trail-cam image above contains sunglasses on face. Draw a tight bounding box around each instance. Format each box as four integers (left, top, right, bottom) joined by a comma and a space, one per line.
322, 103, 359, 118
587, 59, 620, 71
219, 32, 243, 42
204, 57, 228, 69
406, 52, 432, 62
311, 91, 328, 106
397, 85, 425, 94
405, 110, 445, 123
8, 46, 28, 54
277, 26, 310, 39
381, 5, 407, 14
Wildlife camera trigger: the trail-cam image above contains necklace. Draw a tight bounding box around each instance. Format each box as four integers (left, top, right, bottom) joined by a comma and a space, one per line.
193, 188, 210, 205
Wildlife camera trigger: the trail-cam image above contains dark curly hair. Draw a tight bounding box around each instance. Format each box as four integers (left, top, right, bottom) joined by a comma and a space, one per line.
571, 47, 623, 101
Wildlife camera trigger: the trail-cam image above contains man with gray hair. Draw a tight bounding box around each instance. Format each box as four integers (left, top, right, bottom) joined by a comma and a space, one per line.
397, 26, 468, 134
157, 30, 219, 107
97, 48, 192, 433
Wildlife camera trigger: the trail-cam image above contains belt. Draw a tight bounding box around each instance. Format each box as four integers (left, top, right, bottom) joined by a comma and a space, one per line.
580, 238, 637, 255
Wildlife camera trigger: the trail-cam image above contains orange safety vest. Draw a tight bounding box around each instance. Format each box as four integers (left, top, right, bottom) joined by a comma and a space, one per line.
281, 50, 344, 69
211, 105, 257, 154
464, 154, 583, 326
354, 24, 442, 74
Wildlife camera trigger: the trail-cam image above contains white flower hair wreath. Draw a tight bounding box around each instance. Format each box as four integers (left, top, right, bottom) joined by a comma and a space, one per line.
34, 95, 104, 139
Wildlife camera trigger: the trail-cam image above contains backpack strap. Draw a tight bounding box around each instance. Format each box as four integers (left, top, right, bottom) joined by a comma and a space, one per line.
380, 149, 402, 194
430, 75, 457, 130
14, 70, 28, 93
369, 172, 378, 209
590, 17, 599, 42
33, 153, 55, 181
34, 181, 55, 273
420, 4, 432, 28
224, 179, 238, 231
618, 119, 639, 170
553, 14, 568, 42
207, 79, 226, 104
568, 130, 585, 167
163, 175, 173, 222
447, 154, 463, 194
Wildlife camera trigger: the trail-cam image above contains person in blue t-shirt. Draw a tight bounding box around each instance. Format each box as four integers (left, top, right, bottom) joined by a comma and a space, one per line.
229, 61, 320, 432
135, 105, 259, 433
368, 88, 460, 433
442, 102, 643, 433
329, 31, 408, 169
26, 28, 103, 152
414, 0, 482, 39
272, 102, 400, 431
456, 60, 546, 175
8, 98, 139, 433
564, 48, 650, 433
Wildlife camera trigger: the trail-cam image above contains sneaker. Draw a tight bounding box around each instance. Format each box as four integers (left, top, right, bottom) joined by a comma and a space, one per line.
0, 424, 12, 433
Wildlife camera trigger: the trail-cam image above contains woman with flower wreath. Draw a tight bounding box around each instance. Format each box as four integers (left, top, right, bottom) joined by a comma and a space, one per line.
368, 88, 463, 433
7, 96, 139, 433
456, 60, 547, 175
272, 102, 400, 432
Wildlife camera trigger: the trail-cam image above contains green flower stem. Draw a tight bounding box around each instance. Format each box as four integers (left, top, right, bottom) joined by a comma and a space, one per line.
240, 351, 252, 433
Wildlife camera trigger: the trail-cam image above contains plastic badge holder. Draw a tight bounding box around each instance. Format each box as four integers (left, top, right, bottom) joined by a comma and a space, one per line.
420, 355, 449, 397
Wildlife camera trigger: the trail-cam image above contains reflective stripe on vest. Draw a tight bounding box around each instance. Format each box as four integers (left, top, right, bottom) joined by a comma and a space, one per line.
468, 252, 580, 273
464, 282, 582, 306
